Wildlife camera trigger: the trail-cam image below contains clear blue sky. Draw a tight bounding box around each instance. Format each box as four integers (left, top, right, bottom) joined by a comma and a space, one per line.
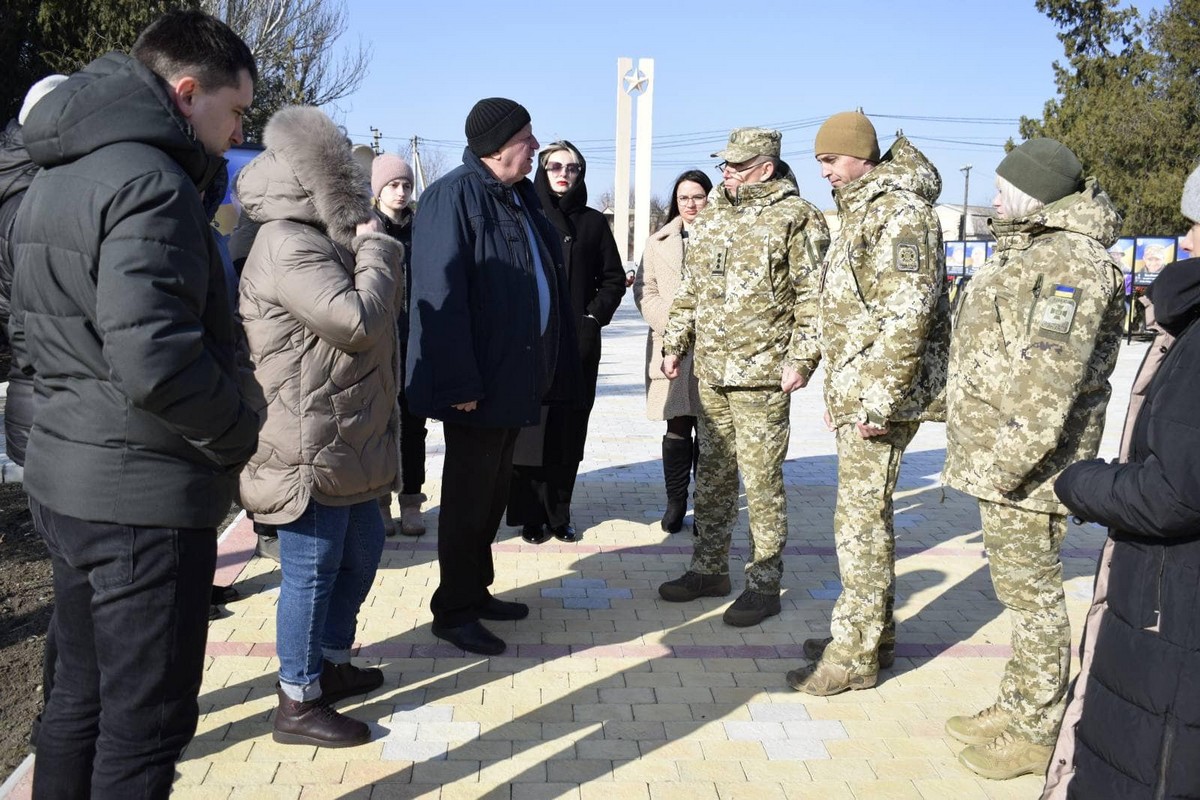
334, 0, 1159, 210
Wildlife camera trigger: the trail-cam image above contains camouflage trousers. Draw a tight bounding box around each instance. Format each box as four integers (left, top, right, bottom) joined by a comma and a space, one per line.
691, 382, 790, 593
979, 499, 1070, 746
825, 420, 919, 676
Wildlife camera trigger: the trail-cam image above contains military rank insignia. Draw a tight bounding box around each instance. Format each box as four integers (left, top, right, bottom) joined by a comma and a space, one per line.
1040, 285, 1078, 334
894, 242, 920, 272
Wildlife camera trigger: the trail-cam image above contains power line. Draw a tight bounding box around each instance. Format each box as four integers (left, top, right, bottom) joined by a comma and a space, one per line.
864, 112, 1022, 124
351, 112, 1020, 165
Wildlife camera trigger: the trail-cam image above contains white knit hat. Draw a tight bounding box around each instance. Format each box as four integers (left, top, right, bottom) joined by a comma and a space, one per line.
1182, 163, 1200, 224
18, 75, 68, 126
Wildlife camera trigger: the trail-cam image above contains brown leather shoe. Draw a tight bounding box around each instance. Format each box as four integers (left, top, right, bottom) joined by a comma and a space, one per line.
272, 686, 370, 748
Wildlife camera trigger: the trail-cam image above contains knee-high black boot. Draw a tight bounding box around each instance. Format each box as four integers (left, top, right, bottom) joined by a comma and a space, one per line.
661, 434, 693, 533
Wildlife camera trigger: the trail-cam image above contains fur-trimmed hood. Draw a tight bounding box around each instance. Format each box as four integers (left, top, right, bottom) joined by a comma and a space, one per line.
236, 105, 370, 248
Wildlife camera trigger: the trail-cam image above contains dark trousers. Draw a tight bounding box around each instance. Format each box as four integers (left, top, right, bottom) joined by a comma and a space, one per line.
506, 463, 580, 529
29, 499, 216, 800
399, 391, 427, 496
431, 423, 519, 627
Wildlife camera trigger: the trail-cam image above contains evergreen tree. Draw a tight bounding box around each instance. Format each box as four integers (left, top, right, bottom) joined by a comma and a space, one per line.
1021, 0, 1200, 234
2, 0, 195, 123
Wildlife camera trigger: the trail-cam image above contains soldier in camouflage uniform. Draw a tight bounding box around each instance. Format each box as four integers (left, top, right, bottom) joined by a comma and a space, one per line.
939, 139, 1125, 780
657, 127, 830, 627
788, 111, 950, 696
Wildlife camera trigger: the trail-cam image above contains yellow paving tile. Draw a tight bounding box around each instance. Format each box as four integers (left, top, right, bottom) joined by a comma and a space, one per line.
340, 760, 414, 787
913, 778, 991, 799
647, 783, 720, 800
804, 758, 877, 783
849, 779, 925, 799
673, 759, 747, 782
865, 757, 940, 780
579, 783, 652, 800
204, 761, 278, 787
266, 761, 346, 786
715, 783, 788, 800
782, 780, 854, 799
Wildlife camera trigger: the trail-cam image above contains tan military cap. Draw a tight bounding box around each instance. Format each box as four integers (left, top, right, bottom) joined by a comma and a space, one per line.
712, 127, 782, 162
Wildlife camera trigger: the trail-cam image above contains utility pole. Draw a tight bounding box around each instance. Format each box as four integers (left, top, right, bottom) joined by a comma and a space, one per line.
410, 135, 427, 201
959, 164, 972, 242
369, 127, 383, 155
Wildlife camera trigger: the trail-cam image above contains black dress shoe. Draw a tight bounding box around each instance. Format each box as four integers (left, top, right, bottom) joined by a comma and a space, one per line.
477, 596, 529, 621
319, 659, 385, 704
550, 523, 577, 542
432, 620, 506, 655
521, 524, 550, 544
211, 584, 240, 605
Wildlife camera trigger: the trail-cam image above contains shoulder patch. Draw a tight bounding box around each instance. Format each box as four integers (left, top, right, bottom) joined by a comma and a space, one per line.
1039, 285, 1079, 335
894, 241, 920, 272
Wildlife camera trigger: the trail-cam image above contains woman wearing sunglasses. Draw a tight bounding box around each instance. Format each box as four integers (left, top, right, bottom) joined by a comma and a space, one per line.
507, 140, 627, 544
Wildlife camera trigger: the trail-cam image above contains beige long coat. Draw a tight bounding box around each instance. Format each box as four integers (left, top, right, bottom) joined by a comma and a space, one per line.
633, 217, 700, 420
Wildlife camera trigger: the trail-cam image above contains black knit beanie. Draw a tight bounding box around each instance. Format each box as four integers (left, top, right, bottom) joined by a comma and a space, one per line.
465, 97, 531, 157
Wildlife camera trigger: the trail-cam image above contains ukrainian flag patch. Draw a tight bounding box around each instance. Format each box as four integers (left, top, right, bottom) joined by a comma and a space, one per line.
1040, 284, 1079, 334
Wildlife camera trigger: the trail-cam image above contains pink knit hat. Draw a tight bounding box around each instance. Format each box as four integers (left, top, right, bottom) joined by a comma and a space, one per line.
371, 154, 415, 198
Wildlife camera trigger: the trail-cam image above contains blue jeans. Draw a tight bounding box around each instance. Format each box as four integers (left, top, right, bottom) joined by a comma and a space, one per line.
28, 499, 215, 800
276, 498, 385, 700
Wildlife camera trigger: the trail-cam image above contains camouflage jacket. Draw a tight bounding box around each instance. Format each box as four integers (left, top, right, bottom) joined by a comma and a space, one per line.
942, 178, 1125, 514
816, 136, 950, 426
662, 176, 829, 387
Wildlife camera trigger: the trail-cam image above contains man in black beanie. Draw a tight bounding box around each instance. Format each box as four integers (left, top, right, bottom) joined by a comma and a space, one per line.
406, 97, 580, 654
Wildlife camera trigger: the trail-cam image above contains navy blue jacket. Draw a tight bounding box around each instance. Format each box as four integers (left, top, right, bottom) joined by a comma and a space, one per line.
405, 149, 580, 428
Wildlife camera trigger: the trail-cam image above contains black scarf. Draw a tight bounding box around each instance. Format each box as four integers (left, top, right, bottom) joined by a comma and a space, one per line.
533, 139, 588, 239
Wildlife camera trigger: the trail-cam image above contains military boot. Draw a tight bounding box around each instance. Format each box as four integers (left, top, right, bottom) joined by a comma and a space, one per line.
658, 571, 731, 602
722, 589, 781, 626
786, 660, 877, 696
802, 636, 896, 669
957, 730, 1053, 780
945, 704, 1012, 745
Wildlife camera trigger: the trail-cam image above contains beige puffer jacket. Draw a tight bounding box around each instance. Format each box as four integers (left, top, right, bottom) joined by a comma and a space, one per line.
236, 106, 402, 525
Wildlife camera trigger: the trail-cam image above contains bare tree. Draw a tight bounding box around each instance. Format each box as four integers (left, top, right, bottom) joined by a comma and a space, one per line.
201, 0, 370, 140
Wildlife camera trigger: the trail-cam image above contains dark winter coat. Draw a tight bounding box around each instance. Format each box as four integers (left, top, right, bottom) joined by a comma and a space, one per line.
374, 204, 414, 347
0, 119, 37, 465
1048, 257, 1200, 799
9, 52, 258, 528
405, 148, 580, 429
513, 144, 626, 465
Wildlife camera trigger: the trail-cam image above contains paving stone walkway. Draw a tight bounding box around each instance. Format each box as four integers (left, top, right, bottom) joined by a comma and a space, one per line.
3, 297, 1148, 800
